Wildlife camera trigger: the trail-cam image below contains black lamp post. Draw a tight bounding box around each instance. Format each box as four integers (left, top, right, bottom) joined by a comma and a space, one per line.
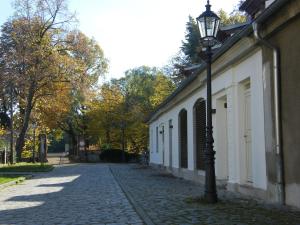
196, 0, 220, 203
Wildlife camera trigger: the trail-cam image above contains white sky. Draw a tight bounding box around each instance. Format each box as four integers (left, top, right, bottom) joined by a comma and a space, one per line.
0, 0, 240, 80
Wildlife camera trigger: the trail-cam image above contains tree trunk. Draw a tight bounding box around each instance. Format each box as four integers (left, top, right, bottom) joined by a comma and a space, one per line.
10, 82, 15, 164
15, 84, 35, 161
65, 123, 77, 156
44, 132, 48, 161
105, 129, 111, 144
71, 133, 77, 156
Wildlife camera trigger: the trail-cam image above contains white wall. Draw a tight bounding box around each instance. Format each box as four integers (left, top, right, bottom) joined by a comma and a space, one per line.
149, 50, 267, 190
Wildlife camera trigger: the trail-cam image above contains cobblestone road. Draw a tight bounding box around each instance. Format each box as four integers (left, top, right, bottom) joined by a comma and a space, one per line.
1, 164, 300, 225
0, 164, 143, 225
111, 164, 300, 225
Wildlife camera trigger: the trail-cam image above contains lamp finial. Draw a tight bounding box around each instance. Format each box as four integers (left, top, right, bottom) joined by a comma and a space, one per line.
206, 0, 211, 11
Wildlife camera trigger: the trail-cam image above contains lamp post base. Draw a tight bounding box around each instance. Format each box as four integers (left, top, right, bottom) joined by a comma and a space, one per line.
204, 191, 218, 203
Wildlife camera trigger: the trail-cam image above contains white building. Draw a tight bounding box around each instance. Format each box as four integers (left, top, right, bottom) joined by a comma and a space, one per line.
149, 43, 267, 194
148, 0, 300, 208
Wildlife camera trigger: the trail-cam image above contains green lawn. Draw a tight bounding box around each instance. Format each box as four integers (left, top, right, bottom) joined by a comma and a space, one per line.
0, 163, 54, 172
0, 175, 24, 185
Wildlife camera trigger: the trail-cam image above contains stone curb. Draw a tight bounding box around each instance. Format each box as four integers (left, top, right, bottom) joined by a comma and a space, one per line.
0, 174, 33, 189
109, 166, 156, 225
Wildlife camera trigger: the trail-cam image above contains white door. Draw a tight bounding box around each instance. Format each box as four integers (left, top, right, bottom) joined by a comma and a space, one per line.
244, 89, 252, 182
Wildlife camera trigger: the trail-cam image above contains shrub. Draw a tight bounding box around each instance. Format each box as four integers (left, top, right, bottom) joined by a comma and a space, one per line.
100, 149, 139, 163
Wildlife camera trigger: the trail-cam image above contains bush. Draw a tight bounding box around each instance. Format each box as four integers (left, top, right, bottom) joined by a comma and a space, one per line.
99, 149, 139, 163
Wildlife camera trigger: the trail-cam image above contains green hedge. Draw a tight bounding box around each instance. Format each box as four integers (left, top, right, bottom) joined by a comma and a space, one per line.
100, 149, 139, 163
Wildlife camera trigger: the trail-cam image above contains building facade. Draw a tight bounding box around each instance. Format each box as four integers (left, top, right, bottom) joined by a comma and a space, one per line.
148, 0, 300, 208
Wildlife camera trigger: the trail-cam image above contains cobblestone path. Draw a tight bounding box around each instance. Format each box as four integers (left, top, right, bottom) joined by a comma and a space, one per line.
1, 164, 300, 225
111, 164, 300, 225
0, 164, 143, 225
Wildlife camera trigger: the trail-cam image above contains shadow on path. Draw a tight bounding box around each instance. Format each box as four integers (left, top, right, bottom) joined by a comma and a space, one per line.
0, 164, 143, 225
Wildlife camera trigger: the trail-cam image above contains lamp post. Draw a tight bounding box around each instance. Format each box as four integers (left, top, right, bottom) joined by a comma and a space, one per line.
196, 0, 220, 203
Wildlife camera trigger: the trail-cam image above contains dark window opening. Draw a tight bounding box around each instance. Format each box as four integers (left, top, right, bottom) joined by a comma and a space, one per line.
194, 99, 206, 170
179, 109, 188, 168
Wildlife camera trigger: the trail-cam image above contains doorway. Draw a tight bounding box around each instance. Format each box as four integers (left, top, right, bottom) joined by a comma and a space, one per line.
159, 124, 165, 166
179, 109, 188, 168
216, 96, 228, 180
243, 84, 252, 183
169, 120, 173, 169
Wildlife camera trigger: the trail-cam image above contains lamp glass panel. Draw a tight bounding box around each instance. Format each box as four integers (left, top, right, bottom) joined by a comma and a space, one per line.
213, 19, 220, 37
198, 17, 206, 38
206, 16, 215, 37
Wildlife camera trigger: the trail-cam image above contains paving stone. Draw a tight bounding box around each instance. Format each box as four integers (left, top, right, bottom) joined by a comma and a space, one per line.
110, 164, 300, 225
2, 163, 300, 225
0, 164, 143, 225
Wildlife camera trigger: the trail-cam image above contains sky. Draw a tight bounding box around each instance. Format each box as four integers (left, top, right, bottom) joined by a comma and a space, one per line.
0, 0, 239, 80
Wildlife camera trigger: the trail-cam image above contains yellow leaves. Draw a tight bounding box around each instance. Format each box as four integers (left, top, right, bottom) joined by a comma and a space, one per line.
150, 74, 175, 108
34, 82, 72, 130
99, 84, 124, 112
0, 127, 6, 136
84, 69, 175, 153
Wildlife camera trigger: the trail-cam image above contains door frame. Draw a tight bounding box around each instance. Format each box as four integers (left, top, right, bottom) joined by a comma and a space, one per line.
239, 80, 253, 184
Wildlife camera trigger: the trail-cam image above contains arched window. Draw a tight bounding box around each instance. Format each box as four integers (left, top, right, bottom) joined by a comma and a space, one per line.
179, 109, 188, 168
193, 99, 206, 170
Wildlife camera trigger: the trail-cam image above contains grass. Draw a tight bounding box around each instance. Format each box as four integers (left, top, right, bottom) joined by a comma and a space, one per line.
0, 175, 25, 185
0, 162, 54, 172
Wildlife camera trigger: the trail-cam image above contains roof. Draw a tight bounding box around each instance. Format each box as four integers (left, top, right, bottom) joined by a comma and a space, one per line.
219, 22, 251, 32
146, 0, 288, 124
240, 0, 266, 18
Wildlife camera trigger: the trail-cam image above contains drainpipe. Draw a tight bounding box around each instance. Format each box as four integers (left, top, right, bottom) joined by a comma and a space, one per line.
253, 22, 285, 205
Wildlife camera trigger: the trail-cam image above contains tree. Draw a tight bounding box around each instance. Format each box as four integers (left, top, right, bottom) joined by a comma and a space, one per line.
0, 0, 108, 160
163, 51, 191, 86
167, 4, 247, 86
218, 9, 247, 26
59, 31, 108, 154
181, 16, 202, 65
0, 0, 77, 160
150, 74, 175, 108
85, 66, 175, 154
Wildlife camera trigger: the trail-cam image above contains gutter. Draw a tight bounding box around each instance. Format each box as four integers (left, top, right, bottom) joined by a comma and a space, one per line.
252, 22, 285, 205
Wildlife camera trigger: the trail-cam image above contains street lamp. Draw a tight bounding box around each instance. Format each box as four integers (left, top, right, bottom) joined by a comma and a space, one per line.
196, 0, 220, 203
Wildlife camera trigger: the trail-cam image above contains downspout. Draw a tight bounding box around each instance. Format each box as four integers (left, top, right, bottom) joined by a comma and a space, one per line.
252, 22, 285, 204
